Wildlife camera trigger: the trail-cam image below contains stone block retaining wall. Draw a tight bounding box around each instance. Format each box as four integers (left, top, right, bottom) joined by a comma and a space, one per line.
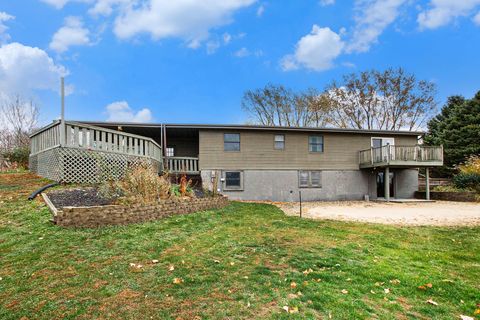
414, 191, 478, 202
53, 196, 229, 228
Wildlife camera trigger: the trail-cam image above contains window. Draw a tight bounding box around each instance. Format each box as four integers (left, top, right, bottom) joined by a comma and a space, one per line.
298, 171, 322, 188
309, 135, 324, 152
224, 171, 243, 190
166, 147, 175, 157
274, 134, 285, 150
224, 133, 240, 151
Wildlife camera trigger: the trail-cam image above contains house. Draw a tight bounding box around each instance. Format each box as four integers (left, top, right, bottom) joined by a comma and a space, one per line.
29, 120, 444, 202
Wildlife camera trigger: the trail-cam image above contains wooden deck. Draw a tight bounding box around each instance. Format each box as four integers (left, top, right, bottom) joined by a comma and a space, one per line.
359, 145, 443, 169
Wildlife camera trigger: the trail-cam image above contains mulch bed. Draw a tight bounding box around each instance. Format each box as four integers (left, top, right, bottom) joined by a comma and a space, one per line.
47, 188, 114, 209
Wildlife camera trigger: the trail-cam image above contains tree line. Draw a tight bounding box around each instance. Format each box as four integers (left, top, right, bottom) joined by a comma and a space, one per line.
242, 67, 437, 131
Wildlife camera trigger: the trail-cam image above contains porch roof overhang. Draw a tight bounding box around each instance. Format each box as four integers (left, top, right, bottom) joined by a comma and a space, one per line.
75, 121, 424, 137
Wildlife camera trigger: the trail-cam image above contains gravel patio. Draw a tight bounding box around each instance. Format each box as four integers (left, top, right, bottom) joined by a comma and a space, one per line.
275, 200, 480, 226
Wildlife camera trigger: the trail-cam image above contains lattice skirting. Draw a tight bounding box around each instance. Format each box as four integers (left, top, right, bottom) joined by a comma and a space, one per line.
30, 147, 161, 184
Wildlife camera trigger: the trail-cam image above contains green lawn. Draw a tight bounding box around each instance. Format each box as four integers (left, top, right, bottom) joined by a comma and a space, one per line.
0, 173, 479, 319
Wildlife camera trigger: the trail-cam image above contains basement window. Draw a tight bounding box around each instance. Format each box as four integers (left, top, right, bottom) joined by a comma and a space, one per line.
299, 170, 322, 188
224, 171, 243, 191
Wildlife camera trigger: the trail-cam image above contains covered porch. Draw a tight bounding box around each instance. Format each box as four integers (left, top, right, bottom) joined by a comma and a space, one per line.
82, 122, 201, 175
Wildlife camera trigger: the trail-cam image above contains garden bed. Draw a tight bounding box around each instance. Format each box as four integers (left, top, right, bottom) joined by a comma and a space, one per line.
48, 188, 114, 208
44, 188, 229, 228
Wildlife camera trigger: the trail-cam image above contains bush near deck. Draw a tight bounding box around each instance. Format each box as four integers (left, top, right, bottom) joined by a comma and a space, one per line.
0, 172, 479, 319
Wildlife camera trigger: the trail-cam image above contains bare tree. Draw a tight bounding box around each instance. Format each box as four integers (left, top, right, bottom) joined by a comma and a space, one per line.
242, 84, 330, 127
0, 95, 39, 152
325, 68, 437, 131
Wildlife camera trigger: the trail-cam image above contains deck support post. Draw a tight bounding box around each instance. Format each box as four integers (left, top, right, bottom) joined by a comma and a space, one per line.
425, 167, 430, 200
385, 166, 390, 202
59, 77, 66, 146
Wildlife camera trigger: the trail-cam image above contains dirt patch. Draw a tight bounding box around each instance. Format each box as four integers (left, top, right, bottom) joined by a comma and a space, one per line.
47, 188, 114, 209
275, 201, 480, 226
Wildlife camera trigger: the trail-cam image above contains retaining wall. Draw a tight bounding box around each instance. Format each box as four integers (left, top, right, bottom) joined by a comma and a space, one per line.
52, 196, 229, 228
414, 191, 478, 202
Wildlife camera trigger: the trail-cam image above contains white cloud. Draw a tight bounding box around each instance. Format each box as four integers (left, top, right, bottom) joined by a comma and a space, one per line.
234, 47, 250, 57
256, 4, 265, 17
105, 101, 152, 122
223, 32, 232, 44
281, 25, 344, 72
347, 0, 407, 53
49, 16, 91, 53
40, 0, 92, 9
0, 12, 14, 44
320, 0, 335, 6
206, 40, 221, 54
0, 42, 68, 96
474, 11, 480, 25
418, 0, 480, 29
113, 0, 256, 47
88, 0, 133, 16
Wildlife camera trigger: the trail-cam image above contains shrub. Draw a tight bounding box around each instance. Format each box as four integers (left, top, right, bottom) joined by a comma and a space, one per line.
2, 146, 30, 168
453, 173, 480, 192
99, 162, 172, 204
453, 156, 480, 192
457, 155, 480, 175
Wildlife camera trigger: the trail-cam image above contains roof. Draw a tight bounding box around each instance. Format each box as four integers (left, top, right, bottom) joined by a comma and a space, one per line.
77, 120, 424, 136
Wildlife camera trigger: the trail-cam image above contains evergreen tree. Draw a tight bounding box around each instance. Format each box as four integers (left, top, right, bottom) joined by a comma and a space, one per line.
425, 92, 480, 176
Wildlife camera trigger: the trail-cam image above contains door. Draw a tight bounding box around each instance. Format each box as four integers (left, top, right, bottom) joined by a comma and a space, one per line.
376, 172, 395, 198
372, 138, 395, 162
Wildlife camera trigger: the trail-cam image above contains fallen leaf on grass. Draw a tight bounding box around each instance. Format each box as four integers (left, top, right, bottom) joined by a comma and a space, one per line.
173, 278, 183, 284
282, 306, 298, 313
384, 288, 390, 294
418, 283, 433, 290
151, 259, 159, 264
168, 265, 175, 271
302, 268, 313, 275
426, 299, 438, 306
230, 262, 235, 266
341, 289, 348, 294
475, 309, 480, 315
129, 263, 143, 269
389, 279, 401, 285
460, 316, 474, 320
290, 282, 297, 289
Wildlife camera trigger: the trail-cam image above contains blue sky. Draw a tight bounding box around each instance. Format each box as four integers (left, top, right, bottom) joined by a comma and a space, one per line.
1, 0, 480, 126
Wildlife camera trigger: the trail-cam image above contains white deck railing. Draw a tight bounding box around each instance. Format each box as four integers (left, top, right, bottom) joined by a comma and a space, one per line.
30, 121, 163, 161
164, 156, 199, 174
359, 145, 443, 166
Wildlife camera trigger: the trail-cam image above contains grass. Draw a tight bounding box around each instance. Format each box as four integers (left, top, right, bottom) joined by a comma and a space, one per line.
0, 172, 479, 319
